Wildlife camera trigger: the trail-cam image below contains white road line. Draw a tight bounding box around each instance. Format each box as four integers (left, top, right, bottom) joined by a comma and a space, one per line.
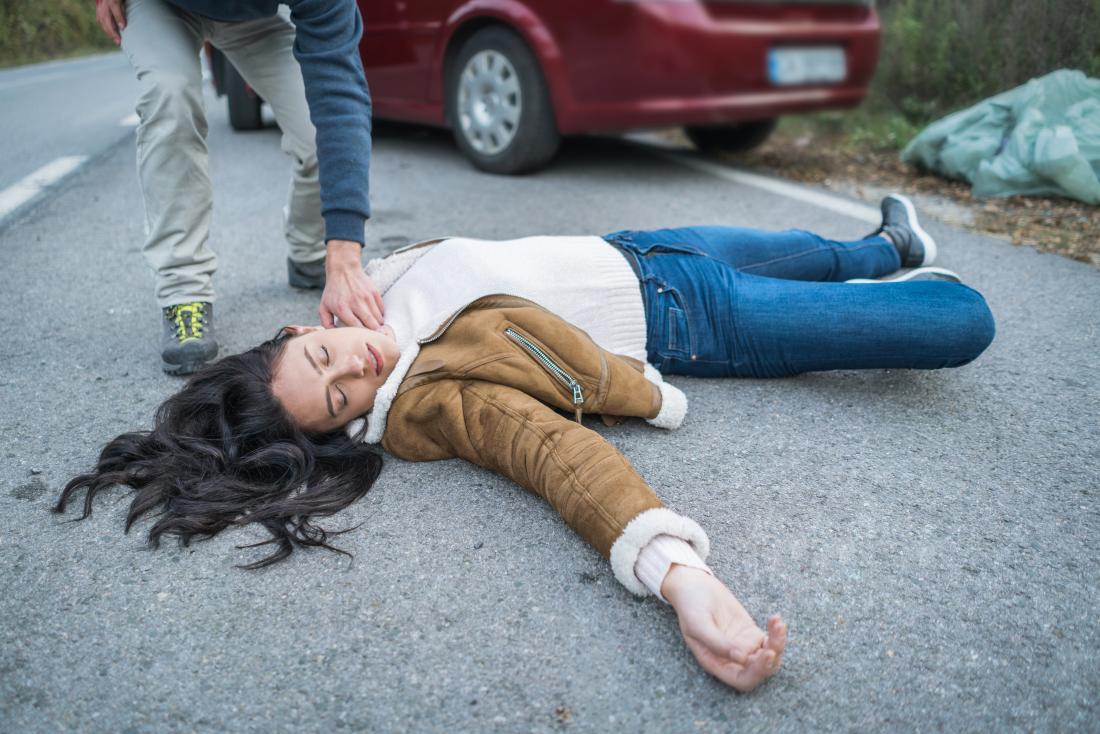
650, 148, 881, 225
0, 156, 89, 221
119, 113, 139, 126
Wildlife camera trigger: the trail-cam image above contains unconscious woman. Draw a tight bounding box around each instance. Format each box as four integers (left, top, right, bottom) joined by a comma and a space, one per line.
55, 195, 995, 693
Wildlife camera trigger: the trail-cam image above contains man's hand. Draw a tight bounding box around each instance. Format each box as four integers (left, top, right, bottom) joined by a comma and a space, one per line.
662, 565, 788, 693
95, 0, 127, 45
319, 240, 385, 330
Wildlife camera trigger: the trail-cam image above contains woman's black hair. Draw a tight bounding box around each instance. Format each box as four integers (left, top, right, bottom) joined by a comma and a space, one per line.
52, 330, 382, 569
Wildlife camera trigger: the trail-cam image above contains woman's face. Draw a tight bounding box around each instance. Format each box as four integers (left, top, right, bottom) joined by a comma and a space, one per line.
271, 325, 401, 433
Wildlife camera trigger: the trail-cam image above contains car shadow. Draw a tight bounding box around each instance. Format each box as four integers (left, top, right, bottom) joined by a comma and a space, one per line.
372, 119, 702, 180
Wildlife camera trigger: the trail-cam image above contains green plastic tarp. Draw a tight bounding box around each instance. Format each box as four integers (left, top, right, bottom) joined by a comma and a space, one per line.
901, 69, 1100, 205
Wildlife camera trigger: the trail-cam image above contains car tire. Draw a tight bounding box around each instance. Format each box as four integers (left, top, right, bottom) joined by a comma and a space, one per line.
446, 27, 560, 175
684, 119, 778, 154
226, 62, 263, 131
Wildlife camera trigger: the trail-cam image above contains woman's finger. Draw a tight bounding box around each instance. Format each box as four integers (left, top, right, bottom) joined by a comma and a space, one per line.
765, 616, 789, 668
735, 648, 777, 692
685, 617, 751, 666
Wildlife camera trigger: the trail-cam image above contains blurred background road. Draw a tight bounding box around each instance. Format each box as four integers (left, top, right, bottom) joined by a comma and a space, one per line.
1, 45, 1098, 733
0, 54, 139, 218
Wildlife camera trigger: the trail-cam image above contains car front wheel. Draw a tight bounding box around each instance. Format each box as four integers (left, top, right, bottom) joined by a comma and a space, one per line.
685, 119, 778, 154
446, 27, 560, 175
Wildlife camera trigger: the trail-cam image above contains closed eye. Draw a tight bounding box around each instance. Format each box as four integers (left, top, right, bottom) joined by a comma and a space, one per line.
321, 345, 331, 366
335, 385, 348, 410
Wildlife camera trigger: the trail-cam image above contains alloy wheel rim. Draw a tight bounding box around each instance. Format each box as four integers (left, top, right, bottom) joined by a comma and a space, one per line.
457, 50, 522, 155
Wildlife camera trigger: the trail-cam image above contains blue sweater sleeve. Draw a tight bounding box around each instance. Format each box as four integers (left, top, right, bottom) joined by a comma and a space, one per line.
285, 0, 372, 244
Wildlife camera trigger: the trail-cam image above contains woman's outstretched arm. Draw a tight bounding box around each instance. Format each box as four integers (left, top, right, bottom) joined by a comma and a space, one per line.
383, 378, 786, 691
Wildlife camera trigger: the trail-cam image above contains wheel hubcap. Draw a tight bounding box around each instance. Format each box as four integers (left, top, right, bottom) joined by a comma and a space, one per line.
457, 50, 522, 155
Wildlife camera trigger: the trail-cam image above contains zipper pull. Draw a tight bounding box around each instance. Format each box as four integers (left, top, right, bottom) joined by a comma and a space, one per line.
572, 383, 583, 423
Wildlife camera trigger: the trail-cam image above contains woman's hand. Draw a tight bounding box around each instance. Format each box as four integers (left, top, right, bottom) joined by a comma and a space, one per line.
662, 565, 788, 693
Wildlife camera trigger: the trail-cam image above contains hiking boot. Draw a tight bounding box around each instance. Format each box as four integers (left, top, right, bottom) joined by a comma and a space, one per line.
162, 302, 217, 376
867, 193, 937, 267
846, 267, 961, 284
287, 257, 326, 289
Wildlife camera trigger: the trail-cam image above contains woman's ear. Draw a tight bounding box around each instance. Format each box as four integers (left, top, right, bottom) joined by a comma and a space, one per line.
280, 325, 324, 337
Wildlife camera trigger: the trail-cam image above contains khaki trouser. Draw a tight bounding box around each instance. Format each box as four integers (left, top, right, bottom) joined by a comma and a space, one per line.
121, 0, 324, 308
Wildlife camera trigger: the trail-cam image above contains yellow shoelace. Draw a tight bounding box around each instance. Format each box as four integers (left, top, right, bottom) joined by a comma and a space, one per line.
167, 302, 206, 343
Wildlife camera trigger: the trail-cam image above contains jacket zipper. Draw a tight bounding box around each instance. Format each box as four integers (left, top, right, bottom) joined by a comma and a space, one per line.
504, 327, 584, 422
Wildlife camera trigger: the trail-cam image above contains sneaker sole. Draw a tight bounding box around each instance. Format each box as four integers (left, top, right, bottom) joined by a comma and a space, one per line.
287, 276, 324, 290
887, 193, 936, 266
162, 359, 207, 376
847, 266, 961, 284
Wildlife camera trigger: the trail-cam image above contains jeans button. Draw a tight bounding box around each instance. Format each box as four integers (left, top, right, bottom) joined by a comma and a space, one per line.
691, 354, 697, 360
657, 287, 664, 293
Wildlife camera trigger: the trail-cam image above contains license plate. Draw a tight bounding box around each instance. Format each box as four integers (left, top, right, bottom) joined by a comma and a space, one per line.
767, 46, 847, 86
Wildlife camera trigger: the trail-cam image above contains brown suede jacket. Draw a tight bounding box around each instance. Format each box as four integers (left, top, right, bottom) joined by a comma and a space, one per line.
375, 295, 708, 596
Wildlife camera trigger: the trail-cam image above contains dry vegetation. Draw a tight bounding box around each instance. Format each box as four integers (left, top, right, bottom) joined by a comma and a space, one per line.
720, 126, 1100, 266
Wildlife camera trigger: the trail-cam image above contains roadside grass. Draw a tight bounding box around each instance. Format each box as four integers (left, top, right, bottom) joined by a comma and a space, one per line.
0, 45, 117, 70
0, 0, 113, 69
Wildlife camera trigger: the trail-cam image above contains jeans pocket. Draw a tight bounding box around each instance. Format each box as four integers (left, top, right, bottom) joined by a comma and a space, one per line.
658, 288, 693, 359
667, 305, 687, 353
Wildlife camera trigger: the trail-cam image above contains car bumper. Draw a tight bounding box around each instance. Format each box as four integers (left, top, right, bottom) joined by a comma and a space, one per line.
550, 2, 880, 133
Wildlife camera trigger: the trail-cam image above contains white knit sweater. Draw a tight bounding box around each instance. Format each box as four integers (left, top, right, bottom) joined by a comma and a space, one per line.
382, 235, 647, 359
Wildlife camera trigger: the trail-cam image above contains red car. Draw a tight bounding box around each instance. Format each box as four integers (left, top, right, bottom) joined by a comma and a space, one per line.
216, 1, 880, 174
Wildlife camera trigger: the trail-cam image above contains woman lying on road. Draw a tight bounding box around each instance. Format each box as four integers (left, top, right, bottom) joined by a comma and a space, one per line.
55, 195, 995, 692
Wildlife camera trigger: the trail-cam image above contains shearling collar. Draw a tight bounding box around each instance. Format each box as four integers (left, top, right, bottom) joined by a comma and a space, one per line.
343, 238, 444, 444
344, 342, 421, 444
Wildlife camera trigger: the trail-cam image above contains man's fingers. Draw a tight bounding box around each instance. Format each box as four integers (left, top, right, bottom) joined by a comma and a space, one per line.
336, 304, 365, 329
350, 301, 380, 331
109, 1, 127, 32
319, 302, 336, 329
361, 296, 384, 329
372, 288, 385, 319
96, 7, 120, 44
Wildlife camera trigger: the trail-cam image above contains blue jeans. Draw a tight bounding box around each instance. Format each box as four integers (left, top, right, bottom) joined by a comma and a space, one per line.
602, 226, 996, 378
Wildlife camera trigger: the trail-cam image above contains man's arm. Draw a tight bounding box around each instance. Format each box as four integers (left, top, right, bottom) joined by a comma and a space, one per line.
285, 0, 383, 329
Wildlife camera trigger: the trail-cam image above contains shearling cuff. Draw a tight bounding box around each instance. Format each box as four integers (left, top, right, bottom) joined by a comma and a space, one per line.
609, 508, 711, 596
647, 382, 687, 430
642, 363, 687, 430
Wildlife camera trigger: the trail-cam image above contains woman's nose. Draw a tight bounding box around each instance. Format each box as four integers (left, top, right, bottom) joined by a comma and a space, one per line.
335, 353, 367, 379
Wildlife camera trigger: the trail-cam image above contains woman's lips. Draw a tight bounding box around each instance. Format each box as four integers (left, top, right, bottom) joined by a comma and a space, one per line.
366, 342, 383, 376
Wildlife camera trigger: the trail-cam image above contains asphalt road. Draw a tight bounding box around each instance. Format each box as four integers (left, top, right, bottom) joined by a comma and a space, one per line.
1, 70, 1098, 733
0, 53, 140, 196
